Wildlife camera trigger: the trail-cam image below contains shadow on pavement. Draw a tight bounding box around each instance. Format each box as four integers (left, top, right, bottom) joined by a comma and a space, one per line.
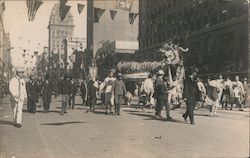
194, 113, 210, 117
41, 121, 88, 126
23, 110, 61, 114
0, 120, 14, 126
36, 110, 61, 114
129, 112, 186, 124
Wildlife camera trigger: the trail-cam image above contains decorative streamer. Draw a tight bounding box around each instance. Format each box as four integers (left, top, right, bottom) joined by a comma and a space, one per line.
94, 7, 105, 23
129, 12, 138, 24
77, 3, 85, 14
110, 10, 118, 20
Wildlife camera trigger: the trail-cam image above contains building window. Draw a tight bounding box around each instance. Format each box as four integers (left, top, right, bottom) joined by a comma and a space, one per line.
196, 19, 201, 30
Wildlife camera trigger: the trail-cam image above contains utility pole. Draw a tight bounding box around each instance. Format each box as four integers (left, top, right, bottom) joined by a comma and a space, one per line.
63, 38, 68, 72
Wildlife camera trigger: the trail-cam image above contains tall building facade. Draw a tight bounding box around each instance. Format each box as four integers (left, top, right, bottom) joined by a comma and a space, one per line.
87, 0, 139, 58
0, 1, 5, 77
3, 32, 11, 80
48, 3, 74, 70
139, 0, 249, 75
87, 0, 139, 78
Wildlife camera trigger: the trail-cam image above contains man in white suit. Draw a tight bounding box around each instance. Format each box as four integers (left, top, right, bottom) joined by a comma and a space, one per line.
9, 69, 27, 128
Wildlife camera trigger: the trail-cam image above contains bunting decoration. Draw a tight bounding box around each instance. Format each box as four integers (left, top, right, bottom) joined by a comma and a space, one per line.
94, 7, 105, 23
77, 3, 85, 14
26, 0, 43, 21
110, 10, 118, 20
115, 0, 133, 12
59, 0, 68, 5
129, 12, 138, 24
59, 4, 71, 21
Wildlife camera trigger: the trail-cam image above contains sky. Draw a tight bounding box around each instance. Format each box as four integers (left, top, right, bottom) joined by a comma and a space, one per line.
4, 0, 87, 68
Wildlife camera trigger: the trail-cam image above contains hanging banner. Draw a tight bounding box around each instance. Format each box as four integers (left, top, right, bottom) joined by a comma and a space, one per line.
115, 0, 133, 12
77, 3, 85, 14
26, 0, 43, 21
59, 4, 71, 21
94, 7, 105, 23
31, 0, 43, 20
129, 12, 138, 24
110, 10, 118, 20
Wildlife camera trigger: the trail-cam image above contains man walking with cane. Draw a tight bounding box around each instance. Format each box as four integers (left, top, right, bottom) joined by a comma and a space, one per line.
9, 69, 27, 128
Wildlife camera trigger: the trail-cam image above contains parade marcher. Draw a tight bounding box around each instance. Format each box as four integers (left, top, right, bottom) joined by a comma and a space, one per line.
26, 75, 38, 113
9, 69, 27, 128
104, 80, 113, 114
168, 77, 180, 109
217, 75, 224, 108
60, 74, 71, 115
36, 77, 43, 107
242, 78, 248, 108
69, 78, 78, 109
103, 70, 116, 112
87, 80, 98, 111
182, 68, 200, 125
113, 73, 126, 115
42, 74, 53, 113
196, 77, 206, 109
80, 80, 87, 106
221, 76, 232, 110
154, 70, 172, 120
231, 76, 244, 111
141, 73, 156, 112
207, 76, 221, 117
154, 70, 167, 118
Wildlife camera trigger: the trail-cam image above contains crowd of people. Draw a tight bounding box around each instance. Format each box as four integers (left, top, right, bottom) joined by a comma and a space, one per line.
7, 67, 249, 128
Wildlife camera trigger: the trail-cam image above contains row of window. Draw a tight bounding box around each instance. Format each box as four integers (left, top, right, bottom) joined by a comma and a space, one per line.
141, 2, 248, 48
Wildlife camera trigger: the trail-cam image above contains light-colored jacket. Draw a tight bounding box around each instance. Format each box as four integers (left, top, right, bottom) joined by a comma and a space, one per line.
9, 76, 27, 102
142, 78, 154, 95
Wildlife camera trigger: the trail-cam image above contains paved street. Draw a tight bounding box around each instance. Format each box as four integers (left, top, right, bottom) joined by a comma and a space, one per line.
0, 96, 249, 158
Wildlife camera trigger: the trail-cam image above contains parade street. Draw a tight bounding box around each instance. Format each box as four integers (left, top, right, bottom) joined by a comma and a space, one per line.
0, 96, 249, 158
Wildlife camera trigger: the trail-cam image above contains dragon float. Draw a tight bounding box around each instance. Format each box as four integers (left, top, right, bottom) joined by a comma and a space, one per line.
117, 41, 189, 83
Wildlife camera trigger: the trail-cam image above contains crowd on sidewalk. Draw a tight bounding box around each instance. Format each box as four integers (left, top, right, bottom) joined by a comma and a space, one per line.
6, 67, 249, 128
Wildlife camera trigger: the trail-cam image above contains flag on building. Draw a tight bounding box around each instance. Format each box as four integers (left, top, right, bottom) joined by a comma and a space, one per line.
110, 10, 118, 20
129, 12, 138, 24
94, 7, 105, 23
77, 3, 85, 14
59, 4, 71, 21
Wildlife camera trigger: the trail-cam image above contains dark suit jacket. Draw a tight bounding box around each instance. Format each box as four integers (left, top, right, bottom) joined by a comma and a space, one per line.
183, 76, 200, 104
113, 80, 126, 95
154, 77, 168, 100
70, 81, 78, 96
42, 80, 53, 98
61, 79, 71, 95
26, 80, 38, 101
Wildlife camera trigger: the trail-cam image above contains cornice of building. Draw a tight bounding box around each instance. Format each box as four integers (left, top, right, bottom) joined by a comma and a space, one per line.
189, 15, 248, 38
48, 23, 75, 28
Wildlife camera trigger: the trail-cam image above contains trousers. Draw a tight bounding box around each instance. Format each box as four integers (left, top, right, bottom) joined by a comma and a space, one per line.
183, 101, 195, 124
156, 98, 170, 117
69, 95, 76, 109
62, 94, 69, 112
115, 94, 123, 114
11, 100, 24, 124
